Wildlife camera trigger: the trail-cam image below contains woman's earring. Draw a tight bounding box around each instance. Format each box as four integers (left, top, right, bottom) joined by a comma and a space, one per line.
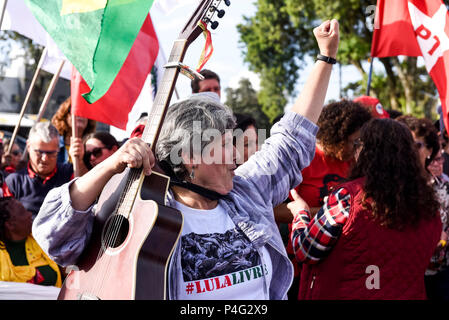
189, 167, 195, 180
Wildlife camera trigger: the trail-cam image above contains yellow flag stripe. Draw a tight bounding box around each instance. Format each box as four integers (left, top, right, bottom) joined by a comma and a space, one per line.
60, 0, 107, 15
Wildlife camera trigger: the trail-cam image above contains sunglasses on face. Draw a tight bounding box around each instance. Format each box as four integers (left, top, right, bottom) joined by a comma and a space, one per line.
33, 149, 58, 158
86, 147, 108, 159
353, 138, 363, 148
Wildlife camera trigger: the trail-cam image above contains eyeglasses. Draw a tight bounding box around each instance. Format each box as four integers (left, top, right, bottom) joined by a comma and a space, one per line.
353, 138, 363, 148
33, 149, 58, 158
86, 147, 108, 159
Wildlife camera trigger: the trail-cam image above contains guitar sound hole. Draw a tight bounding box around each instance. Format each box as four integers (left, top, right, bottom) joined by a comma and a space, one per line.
102, 214, 130, 249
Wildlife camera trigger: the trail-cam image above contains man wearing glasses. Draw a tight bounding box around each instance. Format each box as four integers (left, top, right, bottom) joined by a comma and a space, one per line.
3, 122, 73, 219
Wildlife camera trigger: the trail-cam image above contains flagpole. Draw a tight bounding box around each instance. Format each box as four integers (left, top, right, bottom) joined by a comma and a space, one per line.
9, 47, 48, 153
35, 60, 65, 122
71, 109, 80, 177
20, 59, 64, 160
71, 67, 81, 177
0, 0, 8, 29
366, 57, 374, 96
339, 63, 342, 99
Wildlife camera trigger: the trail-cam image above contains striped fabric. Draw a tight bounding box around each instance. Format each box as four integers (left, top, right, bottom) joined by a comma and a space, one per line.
291, 187, 351, 264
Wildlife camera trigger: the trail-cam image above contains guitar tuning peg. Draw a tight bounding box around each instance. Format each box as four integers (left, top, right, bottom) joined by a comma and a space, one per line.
224, 0, 231, 6
217, 9, 225, 18
211, 21, 219, 30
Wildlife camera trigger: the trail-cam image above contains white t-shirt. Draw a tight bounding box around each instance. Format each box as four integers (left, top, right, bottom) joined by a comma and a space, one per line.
174, 200, 273, 300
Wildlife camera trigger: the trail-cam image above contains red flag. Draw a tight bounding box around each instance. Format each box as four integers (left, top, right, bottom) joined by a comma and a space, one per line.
371, 0, 421, 57
71, 14, 159, 130
371, 0, 449, 133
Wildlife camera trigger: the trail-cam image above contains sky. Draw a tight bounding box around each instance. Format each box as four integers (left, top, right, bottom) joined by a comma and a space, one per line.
151, 0, 362, 108
0, 0, 367, 140
151, 1, 262, 101
1, 0, 364, 114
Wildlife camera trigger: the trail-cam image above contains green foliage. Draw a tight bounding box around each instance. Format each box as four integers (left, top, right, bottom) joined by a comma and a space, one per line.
0, 31, 59, 114
237, 0, 315, 122
238, 0, 440, 120
0, 31, 43, 72
225, 78, 270, 130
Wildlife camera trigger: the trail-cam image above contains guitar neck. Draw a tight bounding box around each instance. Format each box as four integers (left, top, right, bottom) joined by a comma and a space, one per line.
141, 39, 189, 152
115, 40, 189, 219
115, 0, 227, 218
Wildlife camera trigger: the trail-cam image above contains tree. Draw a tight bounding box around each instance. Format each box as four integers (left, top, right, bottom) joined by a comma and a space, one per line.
0, 31, 64, 115
237, 0, 316, 122
225, 78, 271, 130
238, 0, 440, 120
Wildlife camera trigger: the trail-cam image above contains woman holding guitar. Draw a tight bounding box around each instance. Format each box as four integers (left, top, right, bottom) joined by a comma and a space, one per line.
33, 19, 339, 300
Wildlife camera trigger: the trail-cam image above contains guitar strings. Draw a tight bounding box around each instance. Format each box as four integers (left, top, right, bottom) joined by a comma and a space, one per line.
87, 65, 178, 298
100, 65, 174, 241
95, 100, 166, 295
94, 170, 141, 296
88, 148, 146, 297
86, 101, 157, 297
91, 118, 156, 296
87, 171, 138, 296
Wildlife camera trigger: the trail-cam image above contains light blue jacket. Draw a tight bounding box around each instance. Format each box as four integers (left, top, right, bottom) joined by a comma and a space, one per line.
32, 111, 318, 300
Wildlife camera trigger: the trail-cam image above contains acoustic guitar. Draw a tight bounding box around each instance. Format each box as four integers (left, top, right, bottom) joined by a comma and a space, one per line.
58, 0, 229, 300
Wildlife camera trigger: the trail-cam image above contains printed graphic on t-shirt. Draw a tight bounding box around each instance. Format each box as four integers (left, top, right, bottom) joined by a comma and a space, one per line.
180, 228, 268, 297
181, 228, 259, 281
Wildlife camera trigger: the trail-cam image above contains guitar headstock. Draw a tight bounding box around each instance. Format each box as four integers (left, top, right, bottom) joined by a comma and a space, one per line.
179, 0, 230, 45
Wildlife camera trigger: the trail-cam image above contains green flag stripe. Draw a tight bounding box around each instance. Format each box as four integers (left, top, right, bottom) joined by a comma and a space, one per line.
25, 0, 102, 86
82, 0, 155, 103
25, 0, 154, 104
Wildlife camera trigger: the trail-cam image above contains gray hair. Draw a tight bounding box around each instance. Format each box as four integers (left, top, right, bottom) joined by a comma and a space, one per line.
28, 122, 60, 143
156, 93, 235, 180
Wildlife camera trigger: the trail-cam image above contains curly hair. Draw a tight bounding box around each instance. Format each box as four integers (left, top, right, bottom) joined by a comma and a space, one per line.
0, 197, 13, 248
396, 115, 440, 168
51, 97, 96, 139
348, 119, 439, 230
316, 100, 372, 158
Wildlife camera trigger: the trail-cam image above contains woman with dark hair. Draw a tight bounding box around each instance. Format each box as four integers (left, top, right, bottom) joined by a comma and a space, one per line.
51, 97, 96, 164
0, 197, 61, 287
1, 138, 24, 173
290, 118, 441, 299
83, 131, 119, 169
277, 100, 371, 299
397, 115, 449, 300
292, 100, 372, 214
396, 115, 440, 169
426, 147, 449, 300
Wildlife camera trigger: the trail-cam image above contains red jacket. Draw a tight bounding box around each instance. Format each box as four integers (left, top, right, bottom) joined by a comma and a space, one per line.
299, 178, 441, 300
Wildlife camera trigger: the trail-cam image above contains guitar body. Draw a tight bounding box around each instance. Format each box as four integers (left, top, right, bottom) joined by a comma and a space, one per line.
58, 169, 183, 300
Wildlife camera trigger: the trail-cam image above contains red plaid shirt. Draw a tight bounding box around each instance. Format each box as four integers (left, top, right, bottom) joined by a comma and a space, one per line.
291, 186, 351, 264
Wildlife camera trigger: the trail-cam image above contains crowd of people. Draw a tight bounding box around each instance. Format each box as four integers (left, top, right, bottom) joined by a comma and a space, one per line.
0, 18, 449, 301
